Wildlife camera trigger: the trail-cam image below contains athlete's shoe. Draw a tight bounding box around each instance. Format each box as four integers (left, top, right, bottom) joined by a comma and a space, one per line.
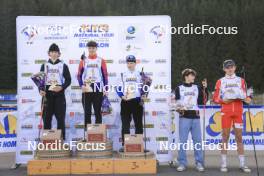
220, 165, 228, 172
176, 165, 186, 172
119, 147, 124, 152
196, 163, 205, 172
240, 166, 251, 173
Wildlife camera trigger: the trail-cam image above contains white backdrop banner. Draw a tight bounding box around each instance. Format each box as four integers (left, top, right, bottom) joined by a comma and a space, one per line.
16, 16, 172, 164
16, 16, 263, 164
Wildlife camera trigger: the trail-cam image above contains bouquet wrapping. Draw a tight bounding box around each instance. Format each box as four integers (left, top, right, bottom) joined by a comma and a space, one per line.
31, 72, 46, 90
101, 95, 112, 115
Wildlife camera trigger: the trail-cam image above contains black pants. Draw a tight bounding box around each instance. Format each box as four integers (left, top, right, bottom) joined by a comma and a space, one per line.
43, 94, 66, 140
120, 98, 143, 145
82, 92, 103, 127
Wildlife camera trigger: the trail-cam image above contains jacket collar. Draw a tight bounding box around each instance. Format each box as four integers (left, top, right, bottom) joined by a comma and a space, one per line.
183, 82, 193, 87
48, 58, 61, 64
225, 74, 236, 79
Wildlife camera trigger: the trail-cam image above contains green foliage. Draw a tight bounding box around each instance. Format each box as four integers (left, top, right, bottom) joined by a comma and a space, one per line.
0, 0, 263, 93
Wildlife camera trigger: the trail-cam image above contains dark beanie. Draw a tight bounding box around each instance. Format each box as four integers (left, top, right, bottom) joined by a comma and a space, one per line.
48, 43, 60, 53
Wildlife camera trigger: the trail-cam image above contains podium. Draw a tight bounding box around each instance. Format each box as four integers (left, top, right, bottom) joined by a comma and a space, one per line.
27, 156, 157, 175
114, 158, 157, 174
71, 158, 113, 174
27, 159, 71, 175
28, 128, 156, 175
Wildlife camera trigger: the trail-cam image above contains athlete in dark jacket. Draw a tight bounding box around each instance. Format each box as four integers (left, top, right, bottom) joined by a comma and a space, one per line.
39, 43, 71, 140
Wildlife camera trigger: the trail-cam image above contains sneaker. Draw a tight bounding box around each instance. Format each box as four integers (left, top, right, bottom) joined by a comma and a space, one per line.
220, 165, 228, 172
176, 165, 186, 172
196, 163, 205, 172
119, 147, 124, 152
168, 160, 177, 167
240, 166, 251, 173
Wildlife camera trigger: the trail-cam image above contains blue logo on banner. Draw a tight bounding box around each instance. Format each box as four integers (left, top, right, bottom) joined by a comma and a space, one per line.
0, 114, 17, 138
127, 26, 136, 34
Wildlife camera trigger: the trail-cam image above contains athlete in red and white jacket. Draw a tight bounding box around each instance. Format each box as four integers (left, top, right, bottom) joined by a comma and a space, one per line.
77, 41, 108, 126
213, 73, 246, 116
213, 59, 251, 173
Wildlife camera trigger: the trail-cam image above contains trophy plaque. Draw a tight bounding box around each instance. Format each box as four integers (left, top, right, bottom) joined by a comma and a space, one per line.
223, 89, 246, 100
